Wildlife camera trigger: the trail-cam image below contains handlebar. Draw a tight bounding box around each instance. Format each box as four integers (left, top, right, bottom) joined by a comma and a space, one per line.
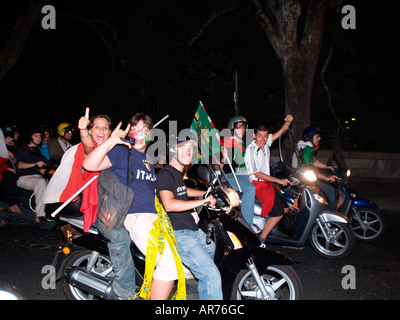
203, 201, 211, 208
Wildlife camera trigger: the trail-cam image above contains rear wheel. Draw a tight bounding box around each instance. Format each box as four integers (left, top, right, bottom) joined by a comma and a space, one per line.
62, 250, 113, 300
349, 207, 385, 241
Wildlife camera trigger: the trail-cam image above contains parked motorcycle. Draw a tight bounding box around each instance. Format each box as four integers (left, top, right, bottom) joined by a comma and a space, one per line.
48, 163, 303, 300
328, 129, 385, 241
252, 129, 355, 259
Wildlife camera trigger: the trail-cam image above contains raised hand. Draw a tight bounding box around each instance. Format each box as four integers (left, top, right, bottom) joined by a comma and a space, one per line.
110, 122, 131, 148
78, 107, 91, 131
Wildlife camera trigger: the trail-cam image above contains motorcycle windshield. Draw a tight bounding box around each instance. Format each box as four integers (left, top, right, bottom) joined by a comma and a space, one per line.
206, 162, 234, 191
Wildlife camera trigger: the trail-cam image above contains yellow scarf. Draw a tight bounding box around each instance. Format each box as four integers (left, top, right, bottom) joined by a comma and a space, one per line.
135, 195, 186, 300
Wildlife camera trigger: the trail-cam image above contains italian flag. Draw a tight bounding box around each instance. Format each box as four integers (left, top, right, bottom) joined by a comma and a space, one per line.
44, 143, 99, 232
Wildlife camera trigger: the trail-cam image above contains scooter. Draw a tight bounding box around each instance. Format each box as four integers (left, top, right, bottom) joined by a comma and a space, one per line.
251, 129, 355, 259
328, 129, 385, 241
48, 164, 303, 300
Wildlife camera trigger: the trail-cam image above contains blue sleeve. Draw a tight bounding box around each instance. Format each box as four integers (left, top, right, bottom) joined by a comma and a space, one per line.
107, 145, 126, 167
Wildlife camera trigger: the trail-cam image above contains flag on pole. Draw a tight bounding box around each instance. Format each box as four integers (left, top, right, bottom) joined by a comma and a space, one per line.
190, 101, 221, 163
0, 129, 11, 182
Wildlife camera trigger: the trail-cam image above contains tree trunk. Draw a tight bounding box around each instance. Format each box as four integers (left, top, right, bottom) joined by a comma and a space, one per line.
252, 0, 339, 140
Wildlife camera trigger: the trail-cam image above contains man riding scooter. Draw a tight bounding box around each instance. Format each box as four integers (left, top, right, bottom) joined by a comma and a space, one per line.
297, 127, 338, 209
244, 116, 293, 244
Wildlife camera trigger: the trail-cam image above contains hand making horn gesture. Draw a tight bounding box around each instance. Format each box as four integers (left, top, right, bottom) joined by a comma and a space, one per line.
110, 121, 131, 148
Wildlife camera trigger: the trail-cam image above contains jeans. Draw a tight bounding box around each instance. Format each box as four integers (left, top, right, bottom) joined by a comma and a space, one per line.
317, 181, 336, 210
226, 173, 256, 225
94, 219, 136, 298
173, 229, 222, 300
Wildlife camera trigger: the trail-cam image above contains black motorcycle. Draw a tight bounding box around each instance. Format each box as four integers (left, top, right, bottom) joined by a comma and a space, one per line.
48, 164, 302, 300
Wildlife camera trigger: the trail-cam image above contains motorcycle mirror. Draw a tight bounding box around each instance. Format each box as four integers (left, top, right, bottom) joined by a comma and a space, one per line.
197, 165, 215, 184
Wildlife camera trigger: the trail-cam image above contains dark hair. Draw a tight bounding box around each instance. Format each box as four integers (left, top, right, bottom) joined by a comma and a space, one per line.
254, 123, 269, 134
128, 113, 153, 130
89, 115, 112, 130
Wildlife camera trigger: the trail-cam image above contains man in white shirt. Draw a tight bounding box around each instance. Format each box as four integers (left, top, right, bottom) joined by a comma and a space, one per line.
244, 116, 293, 243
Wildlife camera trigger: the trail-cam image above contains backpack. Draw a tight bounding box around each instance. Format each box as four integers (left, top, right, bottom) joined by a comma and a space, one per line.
97, 149, 134, 230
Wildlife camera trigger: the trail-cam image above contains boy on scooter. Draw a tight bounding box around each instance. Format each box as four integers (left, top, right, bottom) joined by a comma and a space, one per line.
157, 135, 222, 300
297, 127, 338, 209
244, 116, 293, 244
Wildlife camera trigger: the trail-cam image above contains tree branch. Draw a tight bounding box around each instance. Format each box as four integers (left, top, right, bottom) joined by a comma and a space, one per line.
0, 0, 50, 81
188, 0, 240, 46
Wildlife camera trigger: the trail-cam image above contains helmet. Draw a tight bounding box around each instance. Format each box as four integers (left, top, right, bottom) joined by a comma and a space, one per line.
29, 127, 42, 138
302, 126, 320, 142
227, 115, 248, 131
57, 123, 73, 136
2, 124, 18, 138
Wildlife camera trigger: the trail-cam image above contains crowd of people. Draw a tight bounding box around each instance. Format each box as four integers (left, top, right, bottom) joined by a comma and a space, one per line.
0, 109, 333, 300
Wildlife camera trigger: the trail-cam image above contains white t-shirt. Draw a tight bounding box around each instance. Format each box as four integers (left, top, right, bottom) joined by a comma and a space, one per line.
244, 135, 273, 182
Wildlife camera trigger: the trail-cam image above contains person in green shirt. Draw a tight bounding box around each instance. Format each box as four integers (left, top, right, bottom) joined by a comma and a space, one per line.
297, 127, 338, 209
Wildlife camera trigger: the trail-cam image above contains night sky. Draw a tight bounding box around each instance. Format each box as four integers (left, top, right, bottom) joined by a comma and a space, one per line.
1, 0, 399, 151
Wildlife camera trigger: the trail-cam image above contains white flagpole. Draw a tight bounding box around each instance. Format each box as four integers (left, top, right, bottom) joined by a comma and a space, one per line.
153, 115, 169, 128
214, 131, 242, 193
50, 175, 98, 217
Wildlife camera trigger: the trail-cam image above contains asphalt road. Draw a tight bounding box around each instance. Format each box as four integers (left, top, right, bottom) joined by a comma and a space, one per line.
0, 207, 399, 301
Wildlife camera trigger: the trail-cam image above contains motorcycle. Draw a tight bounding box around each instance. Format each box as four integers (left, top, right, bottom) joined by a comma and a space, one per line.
47, 163, 303, 300
327, 129, 385, 241
251, 129, 355, 259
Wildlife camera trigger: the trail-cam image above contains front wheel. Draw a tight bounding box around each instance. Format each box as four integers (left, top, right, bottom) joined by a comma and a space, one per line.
231, 265, 302, 300
349, 207, 385, 241
309, 221, 355, 259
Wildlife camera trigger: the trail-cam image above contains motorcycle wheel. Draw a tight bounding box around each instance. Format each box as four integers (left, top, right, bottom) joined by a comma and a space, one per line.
62, 250, 114, 300
349, 207, 386, 241
309, 221, 355, 259
231, 265, 302, 300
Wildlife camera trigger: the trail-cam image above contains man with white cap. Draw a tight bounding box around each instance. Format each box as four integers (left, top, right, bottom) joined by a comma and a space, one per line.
157, 135, 222, 300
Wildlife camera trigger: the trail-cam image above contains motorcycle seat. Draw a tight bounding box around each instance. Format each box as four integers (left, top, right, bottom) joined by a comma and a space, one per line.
44, 194, 83, 219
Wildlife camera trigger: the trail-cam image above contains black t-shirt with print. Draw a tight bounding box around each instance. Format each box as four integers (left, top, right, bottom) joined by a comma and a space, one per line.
156, 165, 198, 231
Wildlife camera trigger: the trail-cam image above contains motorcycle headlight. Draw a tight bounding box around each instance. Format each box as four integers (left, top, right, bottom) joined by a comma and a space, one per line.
346, 169, 351, 177
303, 170, 317, 182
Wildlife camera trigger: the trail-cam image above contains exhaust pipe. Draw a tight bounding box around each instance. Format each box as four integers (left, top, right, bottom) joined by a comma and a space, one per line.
64, 266, 119, 300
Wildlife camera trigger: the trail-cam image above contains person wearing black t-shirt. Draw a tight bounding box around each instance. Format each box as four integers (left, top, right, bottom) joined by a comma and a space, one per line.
15, 128, 48, 220
157, 137, 222, 300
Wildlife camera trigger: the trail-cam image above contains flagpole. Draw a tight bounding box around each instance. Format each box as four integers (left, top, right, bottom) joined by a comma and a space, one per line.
153, 114, 169, 128
213, 131, 242, 193
50, 175, 99, 218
